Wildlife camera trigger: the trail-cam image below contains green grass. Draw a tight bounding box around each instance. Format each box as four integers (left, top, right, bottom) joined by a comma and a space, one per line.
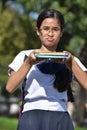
75, 127, 87, 130
0, 117, 87, 130
0, 117, 18, 130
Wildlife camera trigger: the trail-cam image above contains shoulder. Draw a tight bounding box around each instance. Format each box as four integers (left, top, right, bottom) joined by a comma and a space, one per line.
74, 56, 87, 71
8, 49, 34, 72
21, 49, 34, 56
14, 49, 34, 61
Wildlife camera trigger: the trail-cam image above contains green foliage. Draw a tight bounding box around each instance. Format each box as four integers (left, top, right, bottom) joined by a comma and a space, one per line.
66, 36, 85, 57
0, 3, 40, 91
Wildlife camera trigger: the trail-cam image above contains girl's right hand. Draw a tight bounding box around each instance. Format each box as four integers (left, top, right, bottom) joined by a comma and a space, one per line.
26, 50, 43, 65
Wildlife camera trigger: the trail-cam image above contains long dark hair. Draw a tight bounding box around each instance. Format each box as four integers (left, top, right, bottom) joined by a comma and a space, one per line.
54, 66, 74, 102
37, 9, 65, 30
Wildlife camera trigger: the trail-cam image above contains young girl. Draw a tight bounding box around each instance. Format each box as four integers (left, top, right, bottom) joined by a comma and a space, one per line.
6, 9, 87, 130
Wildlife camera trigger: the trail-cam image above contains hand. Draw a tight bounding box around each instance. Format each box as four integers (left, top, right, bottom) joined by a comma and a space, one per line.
62, 51, 74, 70
54, 51, 73, 70
26, 50, 44, 65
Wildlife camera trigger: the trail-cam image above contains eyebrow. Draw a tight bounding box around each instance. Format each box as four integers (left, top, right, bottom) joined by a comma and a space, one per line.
41, 26, 61, 28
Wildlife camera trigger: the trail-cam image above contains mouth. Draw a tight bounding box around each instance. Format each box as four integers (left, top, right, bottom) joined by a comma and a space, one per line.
47, 38, 54, 42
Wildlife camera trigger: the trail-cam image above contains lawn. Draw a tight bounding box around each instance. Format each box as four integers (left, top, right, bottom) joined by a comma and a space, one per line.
0, 117, 87, 130
0, 117, 17, 130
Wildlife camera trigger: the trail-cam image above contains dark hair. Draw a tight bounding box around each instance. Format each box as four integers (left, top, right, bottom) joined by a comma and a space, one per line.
37, 9, 65, 30
54, 67, 74, 102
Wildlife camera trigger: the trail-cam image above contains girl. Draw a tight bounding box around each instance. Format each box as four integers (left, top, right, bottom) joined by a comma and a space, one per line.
6, 9, 87, 130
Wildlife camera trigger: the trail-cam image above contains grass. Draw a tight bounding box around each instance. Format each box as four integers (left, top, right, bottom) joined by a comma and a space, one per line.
0, 117, 87, 130
0, 117, 18, 130
75, 127, 87, 130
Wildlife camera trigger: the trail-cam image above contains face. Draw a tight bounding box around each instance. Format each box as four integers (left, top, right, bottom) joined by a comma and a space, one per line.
36, 18, 63, 51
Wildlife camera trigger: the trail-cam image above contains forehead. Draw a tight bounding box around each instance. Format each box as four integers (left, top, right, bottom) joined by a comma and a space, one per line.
40, 18, 60, 27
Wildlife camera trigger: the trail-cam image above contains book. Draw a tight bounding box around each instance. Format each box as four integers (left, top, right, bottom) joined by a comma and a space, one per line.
35, 52, 68, 59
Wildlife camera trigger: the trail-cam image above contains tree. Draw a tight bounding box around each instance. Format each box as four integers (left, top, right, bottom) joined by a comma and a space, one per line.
0, 1, 40, 87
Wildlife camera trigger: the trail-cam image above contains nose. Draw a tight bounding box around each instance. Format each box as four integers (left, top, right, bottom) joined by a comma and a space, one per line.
48, 29, 54, 36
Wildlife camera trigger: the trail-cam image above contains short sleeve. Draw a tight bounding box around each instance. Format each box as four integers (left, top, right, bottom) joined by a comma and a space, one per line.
74, 56, 87, 71
8, 51, 25, 75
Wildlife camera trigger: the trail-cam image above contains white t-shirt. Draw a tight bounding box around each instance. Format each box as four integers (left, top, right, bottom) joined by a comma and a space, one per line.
8, 50, 87, 113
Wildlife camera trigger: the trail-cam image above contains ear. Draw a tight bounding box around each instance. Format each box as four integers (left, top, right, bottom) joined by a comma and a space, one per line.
36, 27, 40, 36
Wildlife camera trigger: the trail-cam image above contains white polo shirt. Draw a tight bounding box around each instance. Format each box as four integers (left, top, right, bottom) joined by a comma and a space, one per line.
8, 50, 87, 113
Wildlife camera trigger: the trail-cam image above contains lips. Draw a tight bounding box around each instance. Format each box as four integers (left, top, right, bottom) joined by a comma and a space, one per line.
47, 38, 54, 42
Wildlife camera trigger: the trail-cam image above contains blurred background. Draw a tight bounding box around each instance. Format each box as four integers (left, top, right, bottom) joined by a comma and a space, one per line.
0, 0, 87, 130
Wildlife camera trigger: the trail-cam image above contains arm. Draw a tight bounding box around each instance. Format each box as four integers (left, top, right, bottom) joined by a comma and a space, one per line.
6, 50, 40, 93
6, 57, 32, 93
64, 52, 87, 90
71, 58, 87, 90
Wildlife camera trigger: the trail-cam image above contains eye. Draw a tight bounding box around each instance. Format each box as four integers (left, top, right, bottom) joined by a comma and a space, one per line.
53, 27, 61, 31
43, 26, 49, 31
